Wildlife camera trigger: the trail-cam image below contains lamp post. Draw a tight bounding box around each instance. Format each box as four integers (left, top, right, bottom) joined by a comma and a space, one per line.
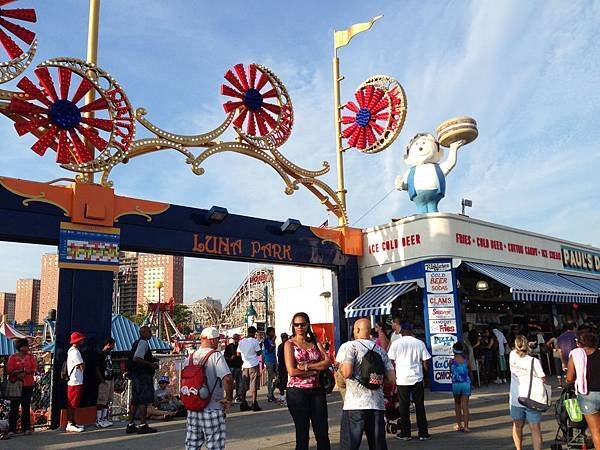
245, 286, 270, 329
246, 301, 258, 327
461, 198, 473, 215
155, 280, 163, 339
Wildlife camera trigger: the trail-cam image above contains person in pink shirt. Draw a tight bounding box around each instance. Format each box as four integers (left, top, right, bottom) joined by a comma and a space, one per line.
6, 338, 38, 437
284, 312, 332, 450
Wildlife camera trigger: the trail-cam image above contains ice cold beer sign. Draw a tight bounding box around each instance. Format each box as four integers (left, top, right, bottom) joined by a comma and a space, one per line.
424, 261, 460, 389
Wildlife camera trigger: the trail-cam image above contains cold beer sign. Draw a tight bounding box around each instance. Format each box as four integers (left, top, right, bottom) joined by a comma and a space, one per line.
423, 260, 462, 392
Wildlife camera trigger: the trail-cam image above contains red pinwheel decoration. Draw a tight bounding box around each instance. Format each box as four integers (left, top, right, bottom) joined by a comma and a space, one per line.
341, 76, 407, 154
8, 66, 112, 164
342, 85, 390, 151
221, 63, 293, 146
0, 0, 36, 61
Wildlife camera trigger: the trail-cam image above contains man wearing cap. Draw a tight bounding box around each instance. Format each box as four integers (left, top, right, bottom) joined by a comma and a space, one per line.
66, 331, 86, 432
154, 375, 183, 416
185, 327, 233, 450
224, 334, 243, 402
387, 322, 432, 441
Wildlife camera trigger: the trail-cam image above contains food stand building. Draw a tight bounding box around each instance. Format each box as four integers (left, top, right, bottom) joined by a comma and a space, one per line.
348, 213, 600, 391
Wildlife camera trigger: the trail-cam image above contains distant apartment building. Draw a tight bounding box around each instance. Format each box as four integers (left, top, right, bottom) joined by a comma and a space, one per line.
39, 253, 59, 323
0, 292, 16, 322
189, 297, 222, 328
137, 254, 184, 313
114, 251, 139, 316
15, 279, 41, 324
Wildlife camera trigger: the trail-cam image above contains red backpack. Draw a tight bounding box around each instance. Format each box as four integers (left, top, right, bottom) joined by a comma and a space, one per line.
180, 350, 217, 411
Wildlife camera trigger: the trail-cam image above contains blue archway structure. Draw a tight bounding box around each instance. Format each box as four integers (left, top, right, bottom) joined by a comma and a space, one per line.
0, 177, 359, 427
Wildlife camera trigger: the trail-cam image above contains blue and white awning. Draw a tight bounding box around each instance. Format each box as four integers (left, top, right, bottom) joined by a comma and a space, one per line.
559, 274, 600, 296
344, 282, 418, 318
464, 262, 598, 304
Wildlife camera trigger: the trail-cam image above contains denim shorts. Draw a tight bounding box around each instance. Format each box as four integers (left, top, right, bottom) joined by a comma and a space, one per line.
510, 405, 542, 424
577, 391, 600, 415
452, 382, 471, 396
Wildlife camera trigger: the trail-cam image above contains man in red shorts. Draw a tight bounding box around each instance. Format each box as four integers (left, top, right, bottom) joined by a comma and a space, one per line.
66, 331, 86, 432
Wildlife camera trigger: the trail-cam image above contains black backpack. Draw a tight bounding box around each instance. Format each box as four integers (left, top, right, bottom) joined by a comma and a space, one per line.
355, 341, 386, 390
60, 360, 76, 382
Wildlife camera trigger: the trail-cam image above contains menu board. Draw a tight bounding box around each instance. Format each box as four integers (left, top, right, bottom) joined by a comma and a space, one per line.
423, 260, 462, 391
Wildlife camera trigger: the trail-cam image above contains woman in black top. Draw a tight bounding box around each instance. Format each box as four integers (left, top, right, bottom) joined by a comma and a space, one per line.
567, 329, 600, 450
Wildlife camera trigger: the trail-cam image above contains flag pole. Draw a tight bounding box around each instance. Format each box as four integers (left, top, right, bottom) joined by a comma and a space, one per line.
332, 15, 382, 227
84, 0, 100, 183
332, 44, 346, 226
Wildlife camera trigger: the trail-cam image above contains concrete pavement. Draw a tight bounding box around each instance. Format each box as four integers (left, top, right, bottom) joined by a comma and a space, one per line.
6, 384, 563, 449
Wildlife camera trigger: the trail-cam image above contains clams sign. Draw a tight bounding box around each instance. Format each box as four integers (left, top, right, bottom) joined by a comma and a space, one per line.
423, 261, 462, 391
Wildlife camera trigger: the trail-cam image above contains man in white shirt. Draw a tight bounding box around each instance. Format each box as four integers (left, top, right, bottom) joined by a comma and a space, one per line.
387, 322, 431, 441
236, 326, 262, 412
390, 317, 403, 343
337, 318, 395, 450
185, 327, 233, 450
66, 331, 86, 432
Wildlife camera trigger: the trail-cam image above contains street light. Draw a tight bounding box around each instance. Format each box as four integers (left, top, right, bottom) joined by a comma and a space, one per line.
461, 198, 473, 215
246, 301, 258, 326
245, 286, 270, 328
155, 280, 163, 339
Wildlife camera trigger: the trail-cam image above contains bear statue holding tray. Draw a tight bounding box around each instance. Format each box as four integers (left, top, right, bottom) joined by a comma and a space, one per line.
395, 116, 478, 214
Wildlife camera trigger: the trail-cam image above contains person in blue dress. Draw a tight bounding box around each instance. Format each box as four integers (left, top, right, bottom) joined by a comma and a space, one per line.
451, 342, 473, 432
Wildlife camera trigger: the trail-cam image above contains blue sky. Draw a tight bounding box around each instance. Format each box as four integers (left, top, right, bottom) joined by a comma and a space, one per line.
1, 1, 599, 304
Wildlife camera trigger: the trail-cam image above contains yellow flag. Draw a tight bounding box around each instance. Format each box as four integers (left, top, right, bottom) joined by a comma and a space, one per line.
334, 15, 383, 49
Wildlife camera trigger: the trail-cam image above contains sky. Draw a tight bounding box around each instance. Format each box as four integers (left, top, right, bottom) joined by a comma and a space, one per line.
0, 1, 599, 305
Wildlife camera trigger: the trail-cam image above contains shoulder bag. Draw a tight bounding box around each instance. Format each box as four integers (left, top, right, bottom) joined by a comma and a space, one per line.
315, 340, 335, 394
518, 357, 551, 412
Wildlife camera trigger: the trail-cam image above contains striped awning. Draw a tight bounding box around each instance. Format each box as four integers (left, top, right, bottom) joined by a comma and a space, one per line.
464, 262, 598, 304
559, 274, 600, 296
0, 332, 15, 356
111, 314, 172, 352
345, 282, 418, 318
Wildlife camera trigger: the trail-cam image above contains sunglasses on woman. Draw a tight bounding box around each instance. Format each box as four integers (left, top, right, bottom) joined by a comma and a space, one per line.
293, 322, 308, 328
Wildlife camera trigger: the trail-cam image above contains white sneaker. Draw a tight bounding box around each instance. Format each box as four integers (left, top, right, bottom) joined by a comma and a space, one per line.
494, 378, 503, 384
96, 420, 104, 428
102, 419, 113, 427
66, 423, 84, 432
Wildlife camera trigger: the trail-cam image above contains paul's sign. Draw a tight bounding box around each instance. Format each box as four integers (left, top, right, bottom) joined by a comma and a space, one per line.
562, 245, 600, 275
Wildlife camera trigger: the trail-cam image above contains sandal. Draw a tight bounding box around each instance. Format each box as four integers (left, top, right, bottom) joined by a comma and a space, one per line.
453, 424, 463, 432
463, 427, 470, 433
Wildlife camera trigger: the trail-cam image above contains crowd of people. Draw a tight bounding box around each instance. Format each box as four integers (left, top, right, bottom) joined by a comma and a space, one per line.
1, 315, 598, 450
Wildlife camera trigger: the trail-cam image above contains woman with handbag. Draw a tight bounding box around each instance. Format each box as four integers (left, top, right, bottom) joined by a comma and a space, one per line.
6, 338, 38, 437
284, 312, 331, 450
566, 329, 600, 450
509, 335, 546, 450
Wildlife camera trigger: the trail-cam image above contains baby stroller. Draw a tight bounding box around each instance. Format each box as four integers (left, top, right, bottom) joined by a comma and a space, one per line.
383, 384, 400, 434
551, 385, 591, 450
